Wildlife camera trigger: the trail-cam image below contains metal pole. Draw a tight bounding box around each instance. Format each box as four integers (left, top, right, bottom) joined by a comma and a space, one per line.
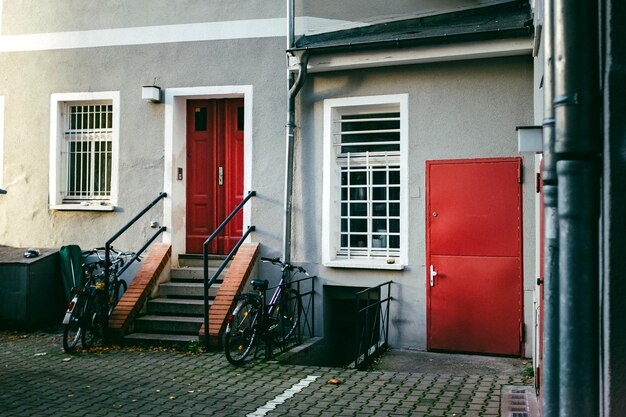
553, 0, 600, 413
557, 162, 599, 416
601, 0, 626, 413
283, 0, 296, 264
541, 0, 560, 414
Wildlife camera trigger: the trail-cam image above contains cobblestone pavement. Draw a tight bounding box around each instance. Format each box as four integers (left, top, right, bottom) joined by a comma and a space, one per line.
0, 331, 532, 417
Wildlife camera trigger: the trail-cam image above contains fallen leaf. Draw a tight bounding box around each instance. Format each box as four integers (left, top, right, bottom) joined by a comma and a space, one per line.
169, 396, 176, 400
62, 357, 72, 362
327, 378, 341, 385
34, 352, 47, 357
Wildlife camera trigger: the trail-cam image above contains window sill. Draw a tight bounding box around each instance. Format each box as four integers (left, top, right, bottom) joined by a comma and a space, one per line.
324, 259, 405, 271
50, 203, 115, 212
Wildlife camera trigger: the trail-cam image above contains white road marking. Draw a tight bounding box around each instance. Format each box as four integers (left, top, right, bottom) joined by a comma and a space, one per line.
246, 375, 320, 417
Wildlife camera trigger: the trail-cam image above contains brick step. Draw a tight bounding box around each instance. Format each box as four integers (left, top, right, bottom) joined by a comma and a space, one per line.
133, 315, 204, 334
171, 266, 228, 282
158, 282, 219, 298
147, 298, 208, 316
123, 332, 199, 344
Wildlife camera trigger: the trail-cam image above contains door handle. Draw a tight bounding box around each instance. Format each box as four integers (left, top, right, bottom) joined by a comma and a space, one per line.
430, 264, 438, 287
218, 167, 224, 186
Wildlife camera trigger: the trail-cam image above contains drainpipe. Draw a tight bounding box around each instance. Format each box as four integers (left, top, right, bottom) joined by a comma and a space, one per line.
540, 0, 560, 415
553, 0, 600, 415
282, 0, 309, 264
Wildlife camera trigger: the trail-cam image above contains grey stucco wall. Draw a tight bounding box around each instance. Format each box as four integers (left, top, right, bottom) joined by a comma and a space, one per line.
291, 56, 535, 352
1, 0, 284, 34
0, 37, 286, 250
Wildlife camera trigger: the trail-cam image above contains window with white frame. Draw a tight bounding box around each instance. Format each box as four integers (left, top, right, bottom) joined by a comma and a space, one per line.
322, 95, 408, 269
50, 92, 119, 210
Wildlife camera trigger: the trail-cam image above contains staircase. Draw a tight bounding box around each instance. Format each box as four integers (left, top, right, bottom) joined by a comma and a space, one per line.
123, 255, 228, 345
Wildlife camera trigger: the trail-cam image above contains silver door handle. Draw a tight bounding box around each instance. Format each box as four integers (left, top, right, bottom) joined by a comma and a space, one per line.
430, 264, 438, 287
218, 167, 224, 185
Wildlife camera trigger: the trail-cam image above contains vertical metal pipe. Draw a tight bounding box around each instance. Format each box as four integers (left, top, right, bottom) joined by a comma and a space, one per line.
283, 0, 296, 264
601, 0, 626, 413
553, 0, 600, 413
541, 0, 560, 414
557, 161, 599, 416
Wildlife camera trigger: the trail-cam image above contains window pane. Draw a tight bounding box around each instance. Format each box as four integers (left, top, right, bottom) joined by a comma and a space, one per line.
350, 219, 367, 233
195, 107, 207, 131
350, 187, 367, 200
389, 170, 400, 184
372, 187, 386, 201
390, 203, 400, 216
372, 170, 387, 185
373, 203, 387, 217
350, 234, 368, 248
389, 235, 400, 249
341, 219, 348, 232
373, 219, 387, 232
350, 203, 367, 216
389, 186, 400, 201
389, 219, 400, 233
350, 171, 367, 185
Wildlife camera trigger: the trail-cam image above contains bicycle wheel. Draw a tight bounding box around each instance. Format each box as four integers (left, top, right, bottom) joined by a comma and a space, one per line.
81, 296, 102, 349
108, 279, 127, 315
272, 289, 302, 344
224, 296, 261, 366
62, 295, 85, 353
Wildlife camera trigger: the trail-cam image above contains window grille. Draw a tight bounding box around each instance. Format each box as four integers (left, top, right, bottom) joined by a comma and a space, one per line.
335, 112, 401, 259
63, 103, 113, 202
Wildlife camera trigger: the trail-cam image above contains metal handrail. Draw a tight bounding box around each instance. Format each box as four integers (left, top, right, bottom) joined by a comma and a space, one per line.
202, 190, 256, 351
104, 192, 167, 286
353, 281, 392, 369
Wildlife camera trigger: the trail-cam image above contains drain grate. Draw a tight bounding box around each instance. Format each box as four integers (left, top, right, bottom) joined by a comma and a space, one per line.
501, 386, 539, 417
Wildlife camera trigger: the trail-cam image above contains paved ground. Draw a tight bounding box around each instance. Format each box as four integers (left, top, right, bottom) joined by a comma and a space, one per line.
0, 329, 534, 417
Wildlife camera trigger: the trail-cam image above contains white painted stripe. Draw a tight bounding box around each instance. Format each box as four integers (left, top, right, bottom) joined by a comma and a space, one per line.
0, 17, 365, 53
246, 375, 319, 417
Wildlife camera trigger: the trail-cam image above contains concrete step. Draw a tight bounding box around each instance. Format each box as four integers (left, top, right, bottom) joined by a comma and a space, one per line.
123, 332, 199, 344
170, 266, 227, 282
158, 282, 219, 298
178, 254, 228, 268
133, 315, 204, 334
147, 298, 207, 316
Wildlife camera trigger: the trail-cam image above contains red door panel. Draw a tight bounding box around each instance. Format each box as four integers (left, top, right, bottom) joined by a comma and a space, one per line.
429, 255, 521, 355
427, 158, 522, 356
186, 99, 244, 254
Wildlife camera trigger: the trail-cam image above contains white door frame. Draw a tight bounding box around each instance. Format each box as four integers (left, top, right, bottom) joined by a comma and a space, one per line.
163, 86, 253, 263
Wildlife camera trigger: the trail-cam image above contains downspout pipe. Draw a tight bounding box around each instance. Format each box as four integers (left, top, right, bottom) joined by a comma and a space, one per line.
282, 0, 310, 264
540, 0, 560, 415
553, 0, 600, 415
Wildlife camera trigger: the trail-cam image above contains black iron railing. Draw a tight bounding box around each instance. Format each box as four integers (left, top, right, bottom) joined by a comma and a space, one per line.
104, 192, 167, 284
353, 281, 392, 369
264, 274, 316, 358
203, 190, 256, 351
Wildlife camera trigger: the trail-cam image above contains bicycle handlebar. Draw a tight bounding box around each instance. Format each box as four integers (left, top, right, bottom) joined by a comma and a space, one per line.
260, 257, 309, 275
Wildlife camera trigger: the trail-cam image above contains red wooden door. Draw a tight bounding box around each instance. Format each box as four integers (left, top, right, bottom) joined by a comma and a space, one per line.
426, 158, 522, 356
186, 99, 244, 254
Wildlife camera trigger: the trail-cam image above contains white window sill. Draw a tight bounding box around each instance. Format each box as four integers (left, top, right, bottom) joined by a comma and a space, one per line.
50, 203, 115, 212
324, 258, 405, 271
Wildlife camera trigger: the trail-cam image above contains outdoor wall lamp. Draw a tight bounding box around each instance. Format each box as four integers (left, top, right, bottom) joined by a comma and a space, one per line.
141, 85, 162, 103
516, 125, 543, 153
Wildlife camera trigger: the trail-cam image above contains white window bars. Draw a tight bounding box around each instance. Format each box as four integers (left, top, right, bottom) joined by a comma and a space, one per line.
63, 103, 113, 202
335, 111, 401, 260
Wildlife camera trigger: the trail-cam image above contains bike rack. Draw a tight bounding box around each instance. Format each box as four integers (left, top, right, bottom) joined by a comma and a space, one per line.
202, 190, 256, 351
264, 274, 316, 358
353, 281, 393, 369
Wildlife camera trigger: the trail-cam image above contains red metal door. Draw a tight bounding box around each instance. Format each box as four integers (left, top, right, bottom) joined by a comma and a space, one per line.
186, 98, 244, 254
426, 158, 522, 356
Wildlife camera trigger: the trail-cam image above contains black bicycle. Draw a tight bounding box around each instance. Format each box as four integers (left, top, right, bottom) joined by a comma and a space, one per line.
223, 257, 305, 365
62, 247, 134, 352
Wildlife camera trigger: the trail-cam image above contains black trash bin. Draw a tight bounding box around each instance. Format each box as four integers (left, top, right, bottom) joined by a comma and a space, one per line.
0, 246, 64, 328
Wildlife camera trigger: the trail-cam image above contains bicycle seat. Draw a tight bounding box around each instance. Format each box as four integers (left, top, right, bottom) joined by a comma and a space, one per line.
251, 279, 269, 291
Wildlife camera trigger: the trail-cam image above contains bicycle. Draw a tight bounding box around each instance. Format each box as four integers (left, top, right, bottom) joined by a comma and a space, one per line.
223, 257, 306, 366
62, 247, 135, 352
